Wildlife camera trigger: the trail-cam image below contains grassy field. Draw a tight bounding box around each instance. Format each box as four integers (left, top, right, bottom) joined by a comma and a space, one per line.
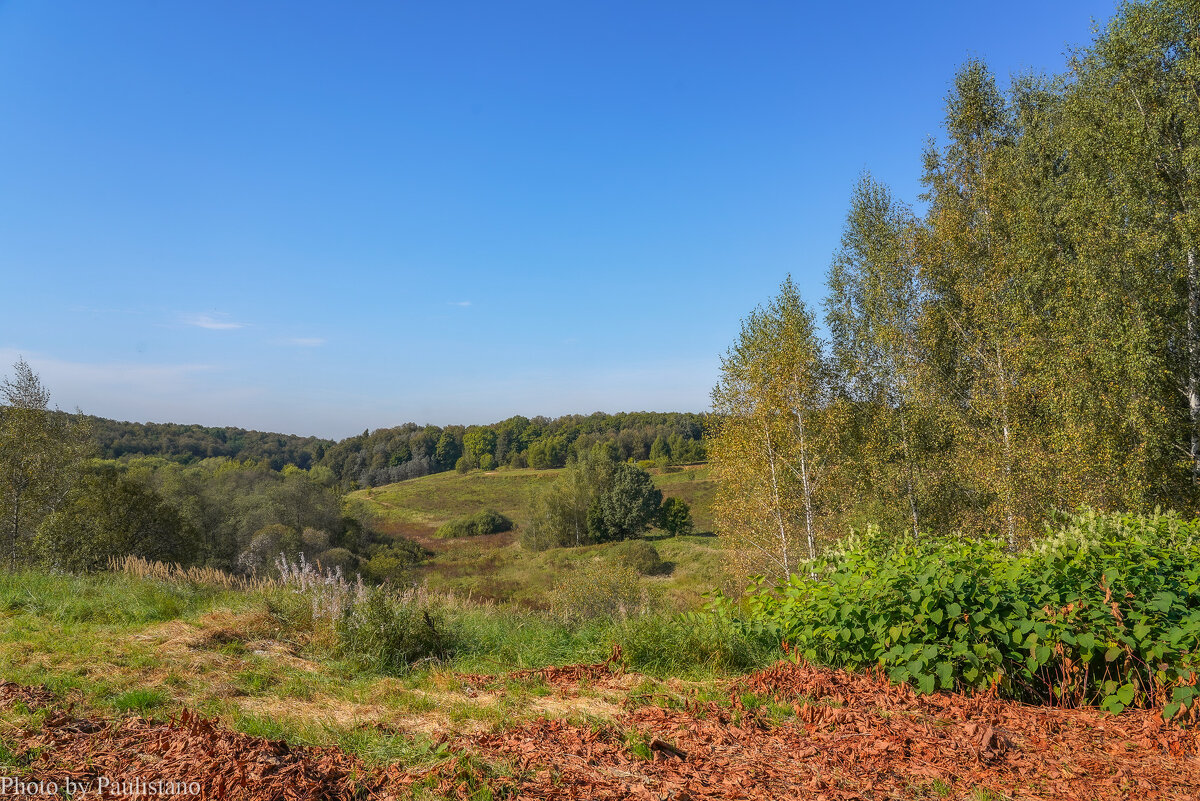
0, 569, 762, 772
352, 464, 715, 537
349, 465, 725, 608
2, 568, 1191, 800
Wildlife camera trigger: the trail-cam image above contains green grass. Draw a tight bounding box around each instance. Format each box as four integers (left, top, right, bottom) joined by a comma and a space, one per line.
349, 464, 722, 608
650, 466, 715, 533
352, 465, 715, 537
112, 687, 169, 714
353, 468, 561, 531
0, 568, 771, 774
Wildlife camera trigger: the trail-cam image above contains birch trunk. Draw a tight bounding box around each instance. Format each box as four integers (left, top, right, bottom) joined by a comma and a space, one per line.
794, 409, 817, 562
1188, 247, 1199, 486
762, 421, 791, 576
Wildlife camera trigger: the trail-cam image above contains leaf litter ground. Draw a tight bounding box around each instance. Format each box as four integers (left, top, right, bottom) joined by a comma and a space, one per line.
2, 657, 1198, 800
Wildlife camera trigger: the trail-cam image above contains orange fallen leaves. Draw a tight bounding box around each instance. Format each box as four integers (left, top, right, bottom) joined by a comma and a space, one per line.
2, 658, 1199, 801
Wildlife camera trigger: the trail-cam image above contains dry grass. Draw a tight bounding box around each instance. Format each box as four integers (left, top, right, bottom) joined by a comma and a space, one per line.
111, 555, 279, 590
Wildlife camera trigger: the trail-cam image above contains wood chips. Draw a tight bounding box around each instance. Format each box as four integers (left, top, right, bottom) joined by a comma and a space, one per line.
3, 658, 1199, 800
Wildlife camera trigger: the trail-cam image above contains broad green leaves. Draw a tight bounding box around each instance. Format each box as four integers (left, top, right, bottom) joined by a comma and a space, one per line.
717, 512, 1200, 718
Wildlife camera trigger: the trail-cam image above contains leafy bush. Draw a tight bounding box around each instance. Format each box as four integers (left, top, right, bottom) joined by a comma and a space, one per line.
522, 449, 661, 550
656, 497, 693, 537
713, 511, 1200, 719
315, 547, 358, 574
360, 537, 430, 584
610, 540, 667, 576
268, 554, 453, 675
435, 509, 513, 539
335, 588, 455, 675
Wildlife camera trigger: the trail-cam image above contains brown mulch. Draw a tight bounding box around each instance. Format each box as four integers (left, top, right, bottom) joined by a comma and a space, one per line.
509, 644, 625, 687
2, 660, 1199, 800
420, 660, 1200, 801
0, 682, 381, 800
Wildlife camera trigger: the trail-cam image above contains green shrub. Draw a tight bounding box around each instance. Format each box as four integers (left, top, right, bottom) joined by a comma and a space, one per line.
335, 589, 455, 675
714, 511, 1200, 717
435, 509, 513, 539
610, 540, 667, 576
656, 497, 693, 537
315, 547, 358, 574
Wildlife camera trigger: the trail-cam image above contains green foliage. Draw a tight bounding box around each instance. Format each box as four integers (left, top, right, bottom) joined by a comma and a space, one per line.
0, 359, 90, 569
717, 512, 1200, 716
712, 0, 1200, 551
656, 497, 694, 537
360, 538, 431, 584
609, 540, 666, 576
463, 428, 497, 465
35, 465, 198, 572
435, 509, 513, 539
334, 589, 455, 675
315, 547, 358, 574
589, 462, 663, 543
523, 451, 663, 550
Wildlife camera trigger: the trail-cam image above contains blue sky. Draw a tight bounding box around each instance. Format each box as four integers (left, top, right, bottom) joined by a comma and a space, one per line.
0, 1, 1117, 438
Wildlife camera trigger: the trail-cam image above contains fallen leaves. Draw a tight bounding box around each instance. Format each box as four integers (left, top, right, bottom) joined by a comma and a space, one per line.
2, 658, 1198, 801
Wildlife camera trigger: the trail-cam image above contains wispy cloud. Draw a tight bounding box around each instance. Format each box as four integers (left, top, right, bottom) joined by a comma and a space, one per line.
279, 337, 326, 347
448, 300, 472, 307
0, 347, 297, 430
180, 312, 246, 330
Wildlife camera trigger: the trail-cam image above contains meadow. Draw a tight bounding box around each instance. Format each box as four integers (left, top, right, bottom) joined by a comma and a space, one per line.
351, 465, 725, 608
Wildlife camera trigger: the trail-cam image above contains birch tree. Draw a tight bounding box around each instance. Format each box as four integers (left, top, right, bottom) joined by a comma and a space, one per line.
711, 278, 831, 580
827, 175, 931, 540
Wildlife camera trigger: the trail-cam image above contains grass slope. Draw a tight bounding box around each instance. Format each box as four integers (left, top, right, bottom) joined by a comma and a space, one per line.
352, 465, 716, 538
350, 465, 724, 607
0, 570, 761, 772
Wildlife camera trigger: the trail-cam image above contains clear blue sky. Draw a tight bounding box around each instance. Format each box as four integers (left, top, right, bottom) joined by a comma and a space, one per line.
0, 1, 1117, 438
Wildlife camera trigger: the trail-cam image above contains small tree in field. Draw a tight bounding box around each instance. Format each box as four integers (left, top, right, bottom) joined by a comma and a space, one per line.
656, 497, 693, 537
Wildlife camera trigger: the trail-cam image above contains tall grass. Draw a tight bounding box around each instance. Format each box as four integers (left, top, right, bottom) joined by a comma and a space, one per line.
111, 554, 277, 591
0, 569, 223, 624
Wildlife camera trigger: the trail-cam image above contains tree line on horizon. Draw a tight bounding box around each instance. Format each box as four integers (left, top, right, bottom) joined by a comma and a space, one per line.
85, 410, 707, 486
712, 0, 1200, 579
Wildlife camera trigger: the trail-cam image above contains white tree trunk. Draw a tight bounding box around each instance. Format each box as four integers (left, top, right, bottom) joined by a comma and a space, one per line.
762, 421, 791, 577
899, 410, 919, 542
1188, 247, 1200, 486
795, 410, 817, 562
997, 346, 1016, 550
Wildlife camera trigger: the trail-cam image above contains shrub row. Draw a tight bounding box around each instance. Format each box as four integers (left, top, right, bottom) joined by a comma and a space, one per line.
435, 509, 513, 539
710, 511, 1200, 719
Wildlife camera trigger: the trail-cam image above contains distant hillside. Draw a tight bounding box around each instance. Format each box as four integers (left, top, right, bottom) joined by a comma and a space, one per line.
87, 410, 710, 487
349, 465, 720, 606
84, 415, 334, 471
352, 464, 715, 541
